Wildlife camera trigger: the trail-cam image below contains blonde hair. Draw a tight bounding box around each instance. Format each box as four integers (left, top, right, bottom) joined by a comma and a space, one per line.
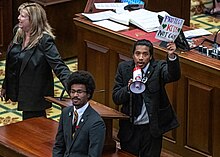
13, 2, 55, 49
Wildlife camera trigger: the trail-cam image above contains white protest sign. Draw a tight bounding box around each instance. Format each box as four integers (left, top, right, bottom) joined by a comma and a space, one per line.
155, 15, 184, 42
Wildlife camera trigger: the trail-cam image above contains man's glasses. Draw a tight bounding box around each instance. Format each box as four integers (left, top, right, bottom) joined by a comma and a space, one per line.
70, 90, 87, 95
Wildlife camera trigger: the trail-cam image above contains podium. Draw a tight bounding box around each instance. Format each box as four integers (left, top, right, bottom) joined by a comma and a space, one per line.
45, 96, 129, 151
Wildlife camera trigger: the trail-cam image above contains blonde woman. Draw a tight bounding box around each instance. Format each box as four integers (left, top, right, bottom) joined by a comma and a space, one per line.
0, 2, 70, 120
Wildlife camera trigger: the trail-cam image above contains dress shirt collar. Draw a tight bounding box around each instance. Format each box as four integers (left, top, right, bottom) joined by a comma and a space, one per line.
74, 102, 89, 118
142, 62, 150, 74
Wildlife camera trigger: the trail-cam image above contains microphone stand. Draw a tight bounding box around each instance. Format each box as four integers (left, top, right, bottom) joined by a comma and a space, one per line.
129, 92, 134, 123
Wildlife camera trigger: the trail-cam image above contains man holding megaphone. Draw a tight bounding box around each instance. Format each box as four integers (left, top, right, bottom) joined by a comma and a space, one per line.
112, 39, 180, 157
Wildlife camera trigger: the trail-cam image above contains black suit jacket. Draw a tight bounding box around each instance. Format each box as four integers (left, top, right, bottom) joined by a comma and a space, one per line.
53, 105, 106, 157
112, 57, 180, 139
3, 33, 70, 111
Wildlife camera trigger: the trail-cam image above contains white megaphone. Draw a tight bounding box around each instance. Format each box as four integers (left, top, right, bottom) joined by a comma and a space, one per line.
129, 66, 146, 94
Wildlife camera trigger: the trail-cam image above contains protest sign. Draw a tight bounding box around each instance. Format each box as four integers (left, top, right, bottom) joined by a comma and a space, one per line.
155, 15, 184, 42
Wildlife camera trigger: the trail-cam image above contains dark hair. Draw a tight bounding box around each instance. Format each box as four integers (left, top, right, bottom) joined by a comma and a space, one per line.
67, 70, 95, 100
132, 39, 154, 57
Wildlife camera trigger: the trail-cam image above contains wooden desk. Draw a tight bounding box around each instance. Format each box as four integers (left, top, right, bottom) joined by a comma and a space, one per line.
0, 117, 134, 157
0, 117, 57, 157
73, 16, 220, 157
103, 149, 136, 157
45, 96, 129, 151
45, 97, 128, 119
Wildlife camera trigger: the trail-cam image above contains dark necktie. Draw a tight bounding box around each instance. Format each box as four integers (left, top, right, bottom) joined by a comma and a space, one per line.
142, 69, 147, 82
72, 110, 78, 135
132, 93, 143, 117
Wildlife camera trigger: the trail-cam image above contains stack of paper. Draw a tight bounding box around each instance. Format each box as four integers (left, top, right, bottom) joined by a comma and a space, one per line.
109, 11, 130, 25
82, 9, 166, 32
109, 9, 162, 32
128, 9, 161, 32
82, 11, 116, 21
93, 20, 129, 31
183, 28, 212, 38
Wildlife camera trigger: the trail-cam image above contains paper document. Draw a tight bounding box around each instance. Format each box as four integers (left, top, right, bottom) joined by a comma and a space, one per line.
109, 9, 166, 31
109, 11, 130, 25
93, 20, 129, 31
157, 11, 170, 17
129, 9, 161, 32
82, 11, 116, 21
94, 2, 128, 9
184, 28, 212, 38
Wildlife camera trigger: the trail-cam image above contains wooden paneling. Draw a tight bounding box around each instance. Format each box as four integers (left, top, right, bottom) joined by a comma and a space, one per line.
85, 40, 110, 104
164, 83, 178, 141
0, 0, 12, 60
212, 88, 220, 157
43, 0, 87, 59
187, 80, 212, 155
0, 1, 3, 47
155, 43, 220, 157
147, 0, 190, 26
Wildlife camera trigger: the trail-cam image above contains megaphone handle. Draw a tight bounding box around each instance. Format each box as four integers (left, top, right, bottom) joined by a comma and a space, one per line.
129, 93, 133, 123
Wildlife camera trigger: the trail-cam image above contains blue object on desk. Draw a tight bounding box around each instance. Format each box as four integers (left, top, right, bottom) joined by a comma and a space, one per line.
120, 0, 144, 4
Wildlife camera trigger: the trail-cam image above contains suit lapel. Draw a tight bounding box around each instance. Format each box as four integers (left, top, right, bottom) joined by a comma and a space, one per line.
66, 107, 75, 153
125, 61, 135, 81
144, 64, 154, 82
142, 63, 155, 102
19, 47, 36, 76
67, 108, 73, 139
67, 105, 91, 152
6, 42, 15, 55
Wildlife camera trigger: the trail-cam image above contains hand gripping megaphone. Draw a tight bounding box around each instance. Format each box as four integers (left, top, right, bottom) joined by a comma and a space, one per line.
129, 66, 146, 94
